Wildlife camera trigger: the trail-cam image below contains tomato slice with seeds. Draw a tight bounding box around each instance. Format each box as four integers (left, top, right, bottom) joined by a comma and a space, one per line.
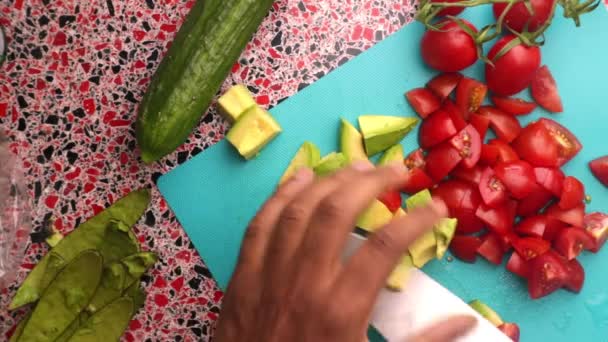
476, 202, 516, 236
432, 179, 484, 234
419, 110, 458, 148
538, 118, 582, 166
488, 139, 519, 163
491, 96, 537, 116
528, 250, 569, 299
401, 149, 435, 195
426, 72, 463, 100
534, 167, 565, 197
378, 191, 402, 213
513, 237, 550, 261
564, 258, 585, 293
450, 125, 481, 169
589, 156, 608, 187
479, 167, 507, 207
558, 176, 585, 210
494, 160, 536, 199
406, 88, 441, 119
515, 215, 549, 238
512, 121, 560, 167
470, 113, 491, 140
507, 251, 530, 278
531, 65, 563, 113
584, 212, 608, 253
479, 106, 521, 143
516, 186, 553, 217
425, 142, 462, 181
450, 235, 483, 263
452, 164, 484, 185
546, 203, 585, 228
456, 77, 487, 119
442, 100, 467, 130
477, 234, 505, 265
554, 227, 595, 260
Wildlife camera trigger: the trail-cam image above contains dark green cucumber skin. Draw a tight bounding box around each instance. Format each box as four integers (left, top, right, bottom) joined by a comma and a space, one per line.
136, 0, 275, 163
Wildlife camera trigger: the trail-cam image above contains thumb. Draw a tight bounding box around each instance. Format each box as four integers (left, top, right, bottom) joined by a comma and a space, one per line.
409, 315, 478, 342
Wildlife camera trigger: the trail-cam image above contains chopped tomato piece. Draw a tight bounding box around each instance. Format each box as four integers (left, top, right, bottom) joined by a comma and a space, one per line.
450, 125, 481, 169
419, 110, 458, 148
498, 232, 518, 252
498, 323, 521, 342
543, 218, 568, 242
479, 106, 521, 143
456, 77, 487, 119
479, 167, 507, 207
583, 212, 608, 253
491, 96, 537, 116
425, 143, 462, 181
432, 180, 484, 234
512, 121, 560, 167
515, 215, 549, 238
534, 167, 565, 197
404, 148, 426, 170
494, 160, 536, 199
452, 164, 484, 185
513, 237, 550, 261
507, 251, 530, 278
488, 139, 519, 163
452, 208, 486, 235
531, 65, 563, 113
450, 235, 483, 263
378, 191, 402, 213
426, 72, 463, 100
528, 250, 569, 299
469, 113, 491, 140
554, 227, 594, 260
406, 88, 441, 118
538, 118, 582, 166
589, 156, 608, 187
477, 234, 505, 265
564, 258, 585, 293
442, 100, 467, 130
476, 202, 515, 236
480, 144, 500, 166
401, 149, 435, 195
546, 203, 585, 228
558, 176, 585, 210
516, 185, 553, 217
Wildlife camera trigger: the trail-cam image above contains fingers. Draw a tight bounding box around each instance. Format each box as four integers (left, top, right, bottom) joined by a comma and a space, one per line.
234, 168, 314, 277
409, 315, 478, 342
337, 200, 448, 305
298, 163, 409, 266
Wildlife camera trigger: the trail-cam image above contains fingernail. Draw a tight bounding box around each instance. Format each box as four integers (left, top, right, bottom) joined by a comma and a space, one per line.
429, 198, 449, 217
352, 160, 374, 171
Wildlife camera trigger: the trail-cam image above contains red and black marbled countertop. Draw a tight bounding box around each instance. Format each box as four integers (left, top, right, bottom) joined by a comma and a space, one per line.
0, 0, 415, 340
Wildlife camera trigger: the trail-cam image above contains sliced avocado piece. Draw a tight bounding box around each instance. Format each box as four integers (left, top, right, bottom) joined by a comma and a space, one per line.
226, 106, 282, 160
340, 118, 368, 163
434, 218, 457, 259
377, 144, 404, 167
469, 300, 504, 326
314, 152, 347, 177
279, 142, 321, 184
357, 200, 393, 233
393, 207, 407, 219
218, 84, 257, 122
387, 253, 414, 291
405, 189, 432, 211
408, 230, 437, 268
358, 115, 419, 157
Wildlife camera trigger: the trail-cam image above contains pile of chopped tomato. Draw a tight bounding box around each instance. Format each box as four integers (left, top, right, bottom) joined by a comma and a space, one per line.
405, 72, 608, 300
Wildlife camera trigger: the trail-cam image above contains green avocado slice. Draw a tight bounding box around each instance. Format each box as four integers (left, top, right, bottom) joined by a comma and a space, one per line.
279, 141, 321, 184
313, 152, 347, 177
226, 106, 282, 160
469, 299, 504, 326
377, 144, 404, 167
357, 200, 394, 233
340, 118, 368, 163
435, 218, 457, 259
358, 115, 418, 157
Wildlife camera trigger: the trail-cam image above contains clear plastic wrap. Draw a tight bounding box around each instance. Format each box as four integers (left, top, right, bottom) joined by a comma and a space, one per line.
0, 132, 31, 290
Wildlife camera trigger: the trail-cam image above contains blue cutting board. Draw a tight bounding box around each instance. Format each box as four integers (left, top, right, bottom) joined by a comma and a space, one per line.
158, 6, 608, 341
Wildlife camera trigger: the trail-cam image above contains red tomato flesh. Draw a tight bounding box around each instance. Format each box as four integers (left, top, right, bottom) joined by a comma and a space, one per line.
558, 176, 585, 210
432, 0, 466, 16
425, 143, 463, 181
452, 164, 484, 185
491, 96, 537, 115
378, 191, 402, 213
584, 212, 608, 253
498, 323, 521, 342
494, 160, 536, 199
528, 250, 569, 299
450, 125, 481, 168
513, 237, 550, 261
515, 215, 549, 238
516, 186, 553, 217
421, 20, 478, 73
512, 121, 560, 167
485, 35, 541, 96
450, 235, 483, 263
538, 118, 582, 166
479, 106, 522, 143
507, 251, 530, 278
456, 77, 488, 119
564, 258, 585, 293
442, 100, 467, 131
489, 139, 519, 163
432, 180, 485, 234
477, 234, 505, 265
554, 227, 595, 260
531, 66, 563, 113
534, 167, 565, 197
589, 156, 608, 187
476, 202, 515, 236
406, 88, 441, 119
480, 144, 500, 166
479, 167, 507, 207
470, 113, 491, 140
419, 110, 458, 148
493, 0, 555, 32
546, 203, 585, 228
544, 218, 568, 242
401, 149, 435, 195
426, 72, 463, 100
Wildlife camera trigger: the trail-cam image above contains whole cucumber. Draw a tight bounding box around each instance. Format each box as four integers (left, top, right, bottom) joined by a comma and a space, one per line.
136, 0, 275, 163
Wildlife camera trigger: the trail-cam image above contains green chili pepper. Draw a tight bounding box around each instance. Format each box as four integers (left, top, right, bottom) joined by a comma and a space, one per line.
8, 312, 31, 342
67, 297, 134, 342
125, 282, 147, 314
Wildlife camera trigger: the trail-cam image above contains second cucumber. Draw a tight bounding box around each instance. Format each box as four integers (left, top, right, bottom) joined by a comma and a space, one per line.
136, 0, 275, 163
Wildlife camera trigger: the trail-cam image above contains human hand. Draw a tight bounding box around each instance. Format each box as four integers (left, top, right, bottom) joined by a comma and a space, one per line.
215, 162, 477, 342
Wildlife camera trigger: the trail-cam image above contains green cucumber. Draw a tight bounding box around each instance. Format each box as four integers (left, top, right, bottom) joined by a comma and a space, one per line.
136, 0, 275, 163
